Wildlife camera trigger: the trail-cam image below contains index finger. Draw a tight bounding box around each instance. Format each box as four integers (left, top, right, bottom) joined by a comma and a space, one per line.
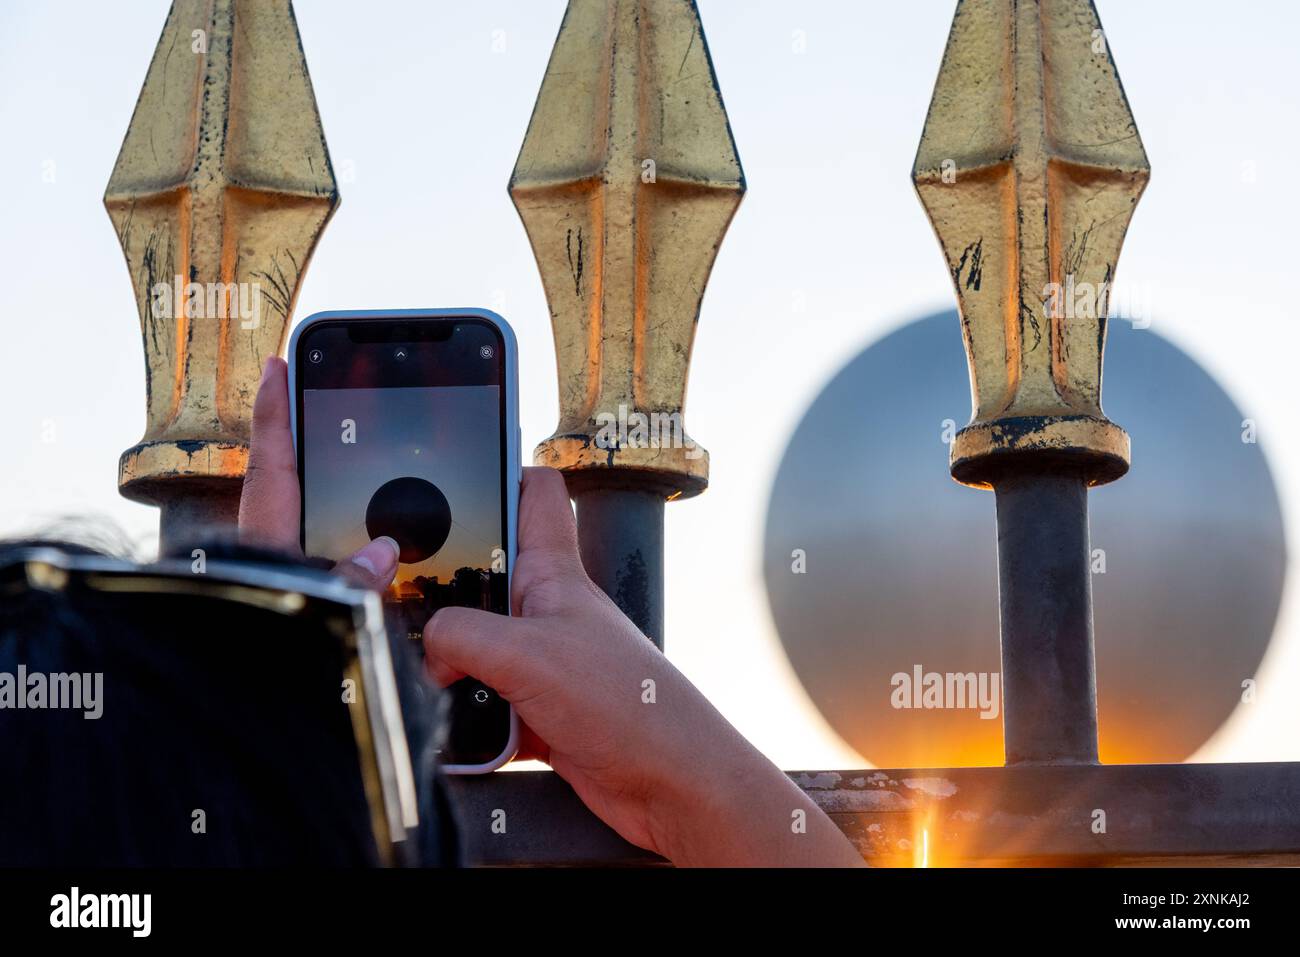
238, 357, 301, 553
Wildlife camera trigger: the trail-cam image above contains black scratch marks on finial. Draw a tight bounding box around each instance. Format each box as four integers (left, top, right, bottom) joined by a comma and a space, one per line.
953, 238, 984, 292
254, 251, 295, 326
566, 227, 585, 297
1064, 222, 1094, 279
1022, 298, 1042, 353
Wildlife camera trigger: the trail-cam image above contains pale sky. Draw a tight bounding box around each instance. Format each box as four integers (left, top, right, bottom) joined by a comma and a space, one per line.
1, 0, 1297, 769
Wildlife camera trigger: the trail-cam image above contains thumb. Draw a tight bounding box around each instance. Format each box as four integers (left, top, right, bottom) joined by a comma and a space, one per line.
423, 606, 542, 700
518, 466, 583, 567
334, 536, 401, 592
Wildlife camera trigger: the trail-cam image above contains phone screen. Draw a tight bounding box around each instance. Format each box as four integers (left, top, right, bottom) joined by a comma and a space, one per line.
295, 316, 513, 768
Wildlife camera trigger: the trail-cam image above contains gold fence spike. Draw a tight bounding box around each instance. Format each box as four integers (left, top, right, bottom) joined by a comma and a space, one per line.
913, 0, 1149, 489
105, 0, 338, 540
511, 0, 745, 498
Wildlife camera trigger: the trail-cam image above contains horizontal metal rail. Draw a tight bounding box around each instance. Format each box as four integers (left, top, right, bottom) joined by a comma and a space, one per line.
446, 763, 1300, 867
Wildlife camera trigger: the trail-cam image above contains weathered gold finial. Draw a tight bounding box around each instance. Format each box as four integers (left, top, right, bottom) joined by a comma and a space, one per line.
105, 0, 338, 540
913, 0, 1149, 488
510, 0, 745, 498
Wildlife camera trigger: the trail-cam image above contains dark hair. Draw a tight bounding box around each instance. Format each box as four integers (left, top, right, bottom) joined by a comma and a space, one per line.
0, 537, 458, 867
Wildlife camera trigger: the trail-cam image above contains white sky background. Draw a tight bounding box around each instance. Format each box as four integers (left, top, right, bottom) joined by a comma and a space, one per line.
1, 0, 1297, 768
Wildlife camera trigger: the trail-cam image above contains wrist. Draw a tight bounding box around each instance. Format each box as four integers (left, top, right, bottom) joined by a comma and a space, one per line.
633, 663, 862, 866
645, 739, 784, 867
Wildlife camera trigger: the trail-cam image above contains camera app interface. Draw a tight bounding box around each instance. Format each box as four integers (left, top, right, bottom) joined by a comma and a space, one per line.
297, 318, 511, 767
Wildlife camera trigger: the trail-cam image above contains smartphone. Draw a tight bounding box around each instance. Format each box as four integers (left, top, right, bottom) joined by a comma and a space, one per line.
288, 309, 520, 773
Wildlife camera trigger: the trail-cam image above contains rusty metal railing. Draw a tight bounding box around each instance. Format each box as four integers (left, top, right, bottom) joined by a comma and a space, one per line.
510, 0, 744, 648
106, 0, 337, 553
105, 0, 1300, 865
913, 0, 1148, 766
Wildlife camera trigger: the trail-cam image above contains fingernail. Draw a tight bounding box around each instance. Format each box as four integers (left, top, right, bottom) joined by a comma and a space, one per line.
350, 536, 400, 576
260, 357, 276, 382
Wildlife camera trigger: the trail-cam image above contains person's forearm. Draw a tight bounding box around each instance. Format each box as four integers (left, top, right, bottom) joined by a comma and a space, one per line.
650, 740, 865, 868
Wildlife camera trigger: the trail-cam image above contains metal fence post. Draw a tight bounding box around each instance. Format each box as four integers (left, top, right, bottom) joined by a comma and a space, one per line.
912, 0, 1150, 764
510, 0, 745, 648
105, 0, 338, 551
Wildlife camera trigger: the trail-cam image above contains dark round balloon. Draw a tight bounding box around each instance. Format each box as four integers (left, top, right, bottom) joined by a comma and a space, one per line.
365, 477, 452, 564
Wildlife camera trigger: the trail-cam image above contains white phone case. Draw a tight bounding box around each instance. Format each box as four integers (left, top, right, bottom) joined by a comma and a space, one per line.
287, 308, 521, 774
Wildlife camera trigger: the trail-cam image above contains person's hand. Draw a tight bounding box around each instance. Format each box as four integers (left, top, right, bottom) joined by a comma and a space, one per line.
238, 357, 401, 592
241, 355, 861, 866
425, 467, 864, 867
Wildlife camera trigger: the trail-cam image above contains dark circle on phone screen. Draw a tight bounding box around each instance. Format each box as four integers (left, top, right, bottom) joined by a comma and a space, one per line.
364, 476, 452, 564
